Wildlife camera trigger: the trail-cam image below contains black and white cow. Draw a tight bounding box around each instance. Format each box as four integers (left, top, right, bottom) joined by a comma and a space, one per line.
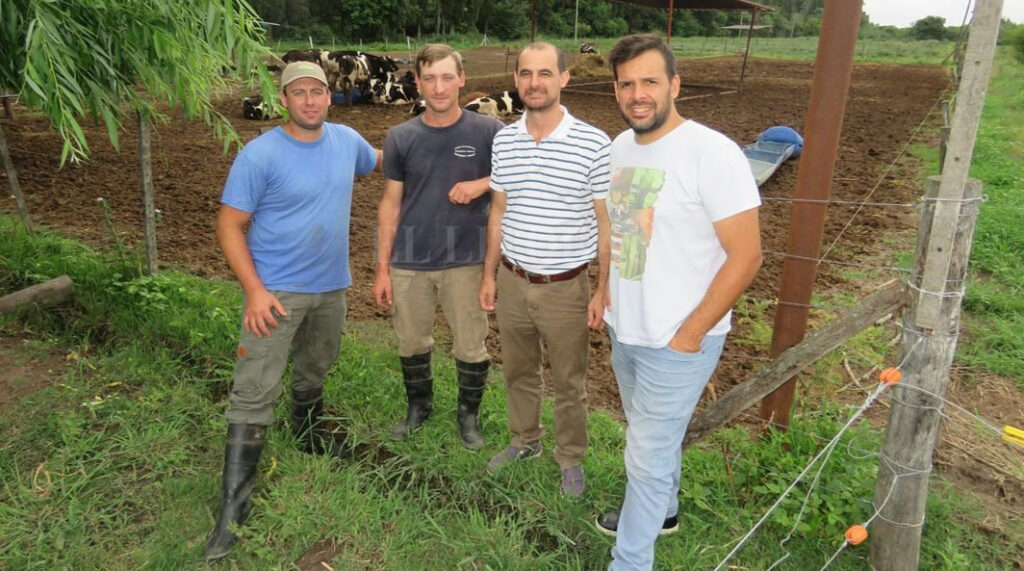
370, 72, 419, 105
279, 49, 405, 106
323, 51, 365, 104
463, 90, 524, 118
360, 52, 400, 78
579, 42, 599, 54
333, 51, 398, 90
281, 49, 321, 64
281, 49, 361, 103
242, 96, 280, 120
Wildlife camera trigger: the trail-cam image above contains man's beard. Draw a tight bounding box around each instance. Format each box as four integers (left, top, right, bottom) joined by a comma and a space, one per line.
621, 101, 670, 135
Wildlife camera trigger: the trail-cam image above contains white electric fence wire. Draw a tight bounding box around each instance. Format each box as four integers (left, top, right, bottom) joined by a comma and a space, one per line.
712, 381, 890, 571
818, 94, 946, 266
715, 338, 924, 570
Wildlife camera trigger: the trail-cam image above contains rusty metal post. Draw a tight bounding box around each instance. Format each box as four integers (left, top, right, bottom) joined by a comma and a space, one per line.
666, 0, 675, 44
530, 0, 536, 42
738, 9, 758, 92
758, 0, 863, 427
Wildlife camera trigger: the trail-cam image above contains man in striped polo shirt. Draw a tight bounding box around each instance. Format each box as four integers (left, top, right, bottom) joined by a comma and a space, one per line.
478, 42, 611, 497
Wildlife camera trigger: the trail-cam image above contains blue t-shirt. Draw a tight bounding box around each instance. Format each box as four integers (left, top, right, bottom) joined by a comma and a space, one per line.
221, 124, 377, 293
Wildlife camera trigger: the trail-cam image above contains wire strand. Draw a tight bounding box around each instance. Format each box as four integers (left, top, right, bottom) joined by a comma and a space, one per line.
818, 93, 948, 266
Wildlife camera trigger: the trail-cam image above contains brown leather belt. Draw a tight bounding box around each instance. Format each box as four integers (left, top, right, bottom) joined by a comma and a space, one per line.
501, 256, 588, 284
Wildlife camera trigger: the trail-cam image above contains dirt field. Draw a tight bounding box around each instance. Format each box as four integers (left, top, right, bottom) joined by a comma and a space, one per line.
2, 50, 949, 412
6, 48, 1024, 523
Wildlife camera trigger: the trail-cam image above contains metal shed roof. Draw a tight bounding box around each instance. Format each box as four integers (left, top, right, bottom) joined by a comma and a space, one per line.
607, 0, 771, 11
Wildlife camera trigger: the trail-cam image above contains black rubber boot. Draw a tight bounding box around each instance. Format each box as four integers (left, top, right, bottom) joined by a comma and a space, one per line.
456, 359, 488, 450
389, 352, 433, 440
291, 388, 354, 460
204, 423, 265, 560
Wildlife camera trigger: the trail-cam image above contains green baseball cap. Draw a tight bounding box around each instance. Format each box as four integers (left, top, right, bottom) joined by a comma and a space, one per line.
281, 61, 328, 88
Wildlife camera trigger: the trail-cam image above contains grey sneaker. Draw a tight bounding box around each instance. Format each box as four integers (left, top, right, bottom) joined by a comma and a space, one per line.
560, 465, 585, 497
595, 510, 679, 537
487, 442, 543, 471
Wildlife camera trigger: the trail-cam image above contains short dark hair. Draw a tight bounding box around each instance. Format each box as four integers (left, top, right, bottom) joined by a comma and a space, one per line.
608, 34, 676, 81
516, 42, 567, 73
415, 43, 464, 76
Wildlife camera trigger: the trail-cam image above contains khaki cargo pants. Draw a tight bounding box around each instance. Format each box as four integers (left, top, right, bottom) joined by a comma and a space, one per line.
226, 289, 347, 426
390, 265, 489, 363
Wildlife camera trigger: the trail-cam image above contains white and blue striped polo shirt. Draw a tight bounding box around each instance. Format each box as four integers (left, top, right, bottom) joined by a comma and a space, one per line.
490, 107, 611, 274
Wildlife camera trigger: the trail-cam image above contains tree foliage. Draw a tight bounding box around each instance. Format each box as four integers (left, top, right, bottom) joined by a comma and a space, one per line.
1, 0, 276, 164
249, 0, 842, 43
911, 16, 950, 41
1010, 26, 1024, 63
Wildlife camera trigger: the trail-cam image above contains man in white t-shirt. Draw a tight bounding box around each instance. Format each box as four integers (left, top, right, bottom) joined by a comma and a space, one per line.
594, 34, 763, 570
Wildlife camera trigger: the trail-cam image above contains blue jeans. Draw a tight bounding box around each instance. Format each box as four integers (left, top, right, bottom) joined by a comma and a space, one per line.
608, 329, 726, 571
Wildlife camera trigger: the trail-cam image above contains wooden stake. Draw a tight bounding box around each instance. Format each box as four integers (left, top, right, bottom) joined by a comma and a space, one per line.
666, 0, 674, 44
0, 122, 34, 234
915, 0, 1002, 330
870, 177, 982, 570
530, 0, 536, 42
138, 110, 158, 275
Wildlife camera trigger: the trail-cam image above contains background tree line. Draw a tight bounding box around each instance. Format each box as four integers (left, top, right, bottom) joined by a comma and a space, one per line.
250, 0, 834, 42
251, 0, 1023, 47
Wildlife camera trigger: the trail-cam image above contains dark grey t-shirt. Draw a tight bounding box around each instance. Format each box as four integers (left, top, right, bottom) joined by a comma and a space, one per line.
383, 110, 504, 270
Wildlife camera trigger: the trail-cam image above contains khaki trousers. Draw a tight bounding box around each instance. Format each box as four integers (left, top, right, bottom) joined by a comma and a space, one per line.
226, 289, 347, 426
390, 265, 489, 363
495, 264, 590, 469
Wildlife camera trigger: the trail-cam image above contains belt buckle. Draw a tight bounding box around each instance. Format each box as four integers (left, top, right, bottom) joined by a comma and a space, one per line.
537, 273, 552, 284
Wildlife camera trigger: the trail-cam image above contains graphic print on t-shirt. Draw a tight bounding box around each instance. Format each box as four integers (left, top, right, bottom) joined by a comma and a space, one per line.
609, 166, 666, 280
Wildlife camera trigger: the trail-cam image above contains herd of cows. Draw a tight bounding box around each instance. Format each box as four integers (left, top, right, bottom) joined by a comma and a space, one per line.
242, 48, 524, 122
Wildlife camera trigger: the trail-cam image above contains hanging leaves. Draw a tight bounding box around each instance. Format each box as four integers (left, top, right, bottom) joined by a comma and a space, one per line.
1, 0, 278, 165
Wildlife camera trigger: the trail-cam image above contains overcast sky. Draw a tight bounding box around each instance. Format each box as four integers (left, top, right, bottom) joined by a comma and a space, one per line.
862, 0, 1024, 28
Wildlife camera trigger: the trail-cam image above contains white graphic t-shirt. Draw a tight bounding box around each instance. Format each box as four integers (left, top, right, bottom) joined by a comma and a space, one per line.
604, 120, 761, 347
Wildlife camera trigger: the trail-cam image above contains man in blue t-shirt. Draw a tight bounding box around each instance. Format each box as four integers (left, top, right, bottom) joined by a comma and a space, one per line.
205, 61, 381, 560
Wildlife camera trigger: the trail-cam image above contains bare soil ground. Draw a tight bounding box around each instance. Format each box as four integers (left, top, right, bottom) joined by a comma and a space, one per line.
1, 51, 949, 408
0, 334, 66, 411
3, 49, 1020, 520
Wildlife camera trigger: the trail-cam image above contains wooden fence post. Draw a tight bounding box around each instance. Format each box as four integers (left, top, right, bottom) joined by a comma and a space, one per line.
870, 177, 982, 570
0, 123, 33, 234
871, 5, 1001, 567
913, 0, 1001, 330
138, 110, 158, 275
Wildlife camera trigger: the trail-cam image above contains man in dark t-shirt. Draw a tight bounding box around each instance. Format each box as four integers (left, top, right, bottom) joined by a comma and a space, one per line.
375, 44, 504, 449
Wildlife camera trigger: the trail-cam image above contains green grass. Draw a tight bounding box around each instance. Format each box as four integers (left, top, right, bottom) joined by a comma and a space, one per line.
900, 50, 1024, 385
960, 51, 1024, 385
2, 219, 1021, 569
669, 35, 955, 64
270, 34, 957, 66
